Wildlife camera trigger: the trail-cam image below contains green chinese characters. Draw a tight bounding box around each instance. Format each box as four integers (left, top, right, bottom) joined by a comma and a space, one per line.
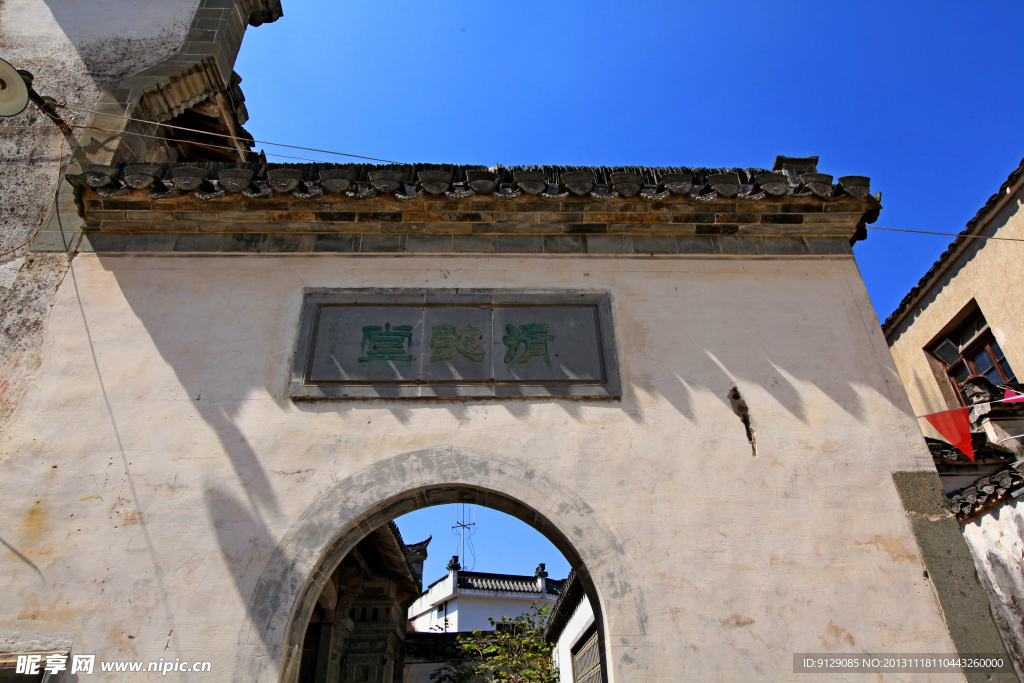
358, 323, 414, 363
502, 323, 554, 364
358, 321, 555, 365
430, 324, 484, 363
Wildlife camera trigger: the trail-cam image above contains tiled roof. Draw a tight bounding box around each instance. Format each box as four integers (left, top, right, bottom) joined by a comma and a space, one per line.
457, 571, 563, 596
947, 465, 1024, 522
544, 569, 584, 642
882, 156, 1024, 337
68, 159, 876, 206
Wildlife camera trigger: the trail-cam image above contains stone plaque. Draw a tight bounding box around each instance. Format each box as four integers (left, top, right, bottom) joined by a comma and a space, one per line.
291, 289, 620, 398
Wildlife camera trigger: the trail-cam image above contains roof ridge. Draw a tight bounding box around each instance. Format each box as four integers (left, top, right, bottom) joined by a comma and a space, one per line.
882, 155, 1024, 336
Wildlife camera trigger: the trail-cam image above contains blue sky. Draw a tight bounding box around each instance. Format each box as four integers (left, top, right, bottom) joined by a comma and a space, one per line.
234, 1, 1024, 584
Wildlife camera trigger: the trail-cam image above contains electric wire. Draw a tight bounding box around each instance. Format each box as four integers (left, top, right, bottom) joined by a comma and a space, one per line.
868, 226, 1024, 243
70, 124, 329, 163
54, 102, 402, 164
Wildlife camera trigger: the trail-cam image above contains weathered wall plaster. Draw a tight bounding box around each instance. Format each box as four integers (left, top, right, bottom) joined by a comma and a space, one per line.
962, 500, 1024, 681
0, 252, 968, 681
0, 0, 201, 253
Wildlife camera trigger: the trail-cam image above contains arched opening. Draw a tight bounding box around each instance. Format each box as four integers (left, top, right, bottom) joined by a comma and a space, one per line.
296, 501, 576, 682
293, 486, 599, 683
236, 448, 647, 683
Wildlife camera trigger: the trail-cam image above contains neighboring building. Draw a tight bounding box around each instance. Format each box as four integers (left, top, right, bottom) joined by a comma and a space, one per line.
404, 559, 562, 683
884, 156, 1024, 675
407, 559, 562, 634
546, 570, 599, 683
2, 3, 1019, 681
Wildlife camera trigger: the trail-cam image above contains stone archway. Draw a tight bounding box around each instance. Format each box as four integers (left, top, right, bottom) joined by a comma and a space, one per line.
234, 446, 650, 683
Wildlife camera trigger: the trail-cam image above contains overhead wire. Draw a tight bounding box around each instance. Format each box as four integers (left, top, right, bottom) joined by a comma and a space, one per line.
54, 102, 403, 164
867, 226, 1024, 243
69, 124, 330, 163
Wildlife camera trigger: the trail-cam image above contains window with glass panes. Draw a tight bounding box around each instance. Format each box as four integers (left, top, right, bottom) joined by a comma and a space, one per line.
928, 310, 1016, 404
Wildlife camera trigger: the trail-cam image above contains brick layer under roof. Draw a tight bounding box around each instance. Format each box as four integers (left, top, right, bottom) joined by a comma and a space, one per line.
66, 160, 880, 252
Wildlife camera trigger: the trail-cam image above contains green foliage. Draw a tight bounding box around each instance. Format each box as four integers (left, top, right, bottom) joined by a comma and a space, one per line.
429, 604, 559, 683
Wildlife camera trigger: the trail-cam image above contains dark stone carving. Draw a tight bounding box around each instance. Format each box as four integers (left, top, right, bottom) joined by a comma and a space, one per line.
82, 164, 129, 197
321, 169, 356, 194
418, 170, 453, 195
589, 187, 619, 201
444, 187, 475, 199
963, 375, 1001, 405
148, 187, 180, 200
707, 173, 740, 197
97, 186, 130, 198
395, 189, 425, 200
346, 183, 378, 200
534, 563, 548, 579
561, 171, 595, 196
466, 170, 498, 194
839, 175, 871, 199
948, 465, 1024, 521
446, 556, 461, 572
83, 165, 118, 188
800, 173, 834, 198
368, 170, 403, 193
218, 169, 254, 193
243, 184, 272, 199
639, 187, 670, 201
514, 171, 547, 195
660, 173, 694, 195
196, 186, 227, 201
267, 168, 302, 193
610, 172, 643, 198
494, 187, 522, 200
756, 172, 790, 196
540, 186, 570, 200
122, 165, 160, 190
293, 182, 323, 200
171, 166, 210, 191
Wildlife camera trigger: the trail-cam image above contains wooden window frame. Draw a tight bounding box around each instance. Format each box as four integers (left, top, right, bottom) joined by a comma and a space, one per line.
570, 623, 602, 683
928, 314, 1016, 406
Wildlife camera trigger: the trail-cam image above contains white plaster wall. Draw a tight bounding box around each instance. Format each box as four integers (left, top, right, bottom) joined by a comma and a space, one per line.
447, 595, 556, 633
887, 184, 1024, 437
555, 596, 595, 683
962, 499, 1024, 680
407, 573, 454, 631
0, 253, 956, 681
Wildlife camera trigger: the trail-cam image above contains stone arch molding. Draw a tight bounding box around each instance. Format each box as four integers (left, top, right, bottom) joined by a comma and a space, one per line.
234, 446, 651, 683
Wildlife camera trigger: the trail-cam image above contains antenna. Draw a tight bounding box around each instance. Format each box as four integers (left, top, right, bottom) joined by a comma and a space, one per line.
451, 503, 476, 570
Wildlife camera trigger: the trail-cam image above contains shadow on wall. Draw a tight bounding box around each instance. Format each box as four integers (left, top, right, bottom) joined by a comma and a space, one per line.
84, 255, 915, 652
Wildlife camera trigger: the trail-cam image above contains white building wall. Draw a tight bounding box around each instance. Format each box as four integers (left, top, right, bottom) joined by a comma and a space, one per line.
961, 500, 1024, 680
0, 253, 957, 681
554, 596, 595, 683
408, 573, 557, 633
449, 595, 556, 633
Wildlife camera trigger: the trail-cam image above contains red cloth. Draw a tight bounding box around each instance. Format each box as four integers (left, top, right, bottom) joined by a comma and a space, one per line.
1002, 388, 1024, 403
925, 407, 974, 461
